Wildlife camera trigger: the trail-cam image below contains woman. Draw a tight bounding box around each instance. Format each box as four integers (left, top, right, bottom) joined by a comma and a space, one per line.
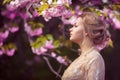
62, 12, 110, 80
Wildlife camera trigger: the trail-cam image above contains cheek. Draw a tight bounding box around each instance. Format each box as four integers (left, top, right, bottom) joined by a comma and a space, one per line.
70, 30, 84, 43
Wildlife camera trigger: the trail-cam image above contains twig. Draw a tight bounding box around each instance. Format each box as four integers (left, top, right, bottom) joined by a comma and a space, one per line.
43, 56, 61, 78
26, 3, 33, 18
56, 64, 63, 78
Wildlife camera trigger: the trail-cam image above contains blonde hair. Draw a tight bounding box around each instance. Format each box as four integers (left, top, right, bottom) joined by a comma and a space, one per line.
80, 12, 110, 50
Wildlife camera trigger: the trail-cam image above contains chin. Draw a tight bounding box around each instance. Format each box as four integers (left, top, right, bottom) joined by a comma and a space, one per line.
70, 37, 76, 43
70, 37, 80, 44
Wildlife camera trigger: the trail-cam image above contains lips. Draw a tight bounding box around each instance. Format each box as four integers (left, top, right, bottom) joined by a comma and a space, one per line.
70, 32, 72, 36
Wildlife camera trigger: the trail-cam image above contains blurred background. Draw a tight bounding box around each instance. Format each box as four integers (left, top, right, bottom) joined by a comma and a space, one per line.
0, 0, 120, 80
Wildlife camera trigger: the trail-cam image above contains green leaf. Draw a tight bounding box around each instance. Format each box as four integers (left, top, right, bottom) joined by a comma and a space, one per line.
109, 39, 113, 48
36, 23, 44, 28
53, 40, 61, 48
37, 3, 49, 15
46, 34, 54, 41
31, 36, 47, 48
3, 0, 12, 5
3, 43, 16, 50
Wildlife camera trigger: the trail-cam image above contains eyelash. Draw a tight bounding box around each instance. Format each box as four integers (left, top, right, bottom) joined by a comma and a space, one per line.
74, 25, 77, 27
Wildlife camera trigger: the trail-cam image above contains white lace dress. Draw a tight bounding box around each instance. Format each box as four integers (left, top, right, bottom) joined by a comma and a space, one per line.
62, 49, 105, 80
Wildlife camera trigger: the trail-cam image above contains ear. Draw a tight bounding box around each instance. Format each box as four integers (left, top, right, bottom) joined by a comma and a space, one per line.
85, 32, 88, 36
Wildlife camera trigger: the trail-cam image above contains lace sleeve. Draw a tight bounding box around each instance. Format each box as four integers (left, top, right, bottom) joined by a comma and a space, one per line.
86, 57, 105, 80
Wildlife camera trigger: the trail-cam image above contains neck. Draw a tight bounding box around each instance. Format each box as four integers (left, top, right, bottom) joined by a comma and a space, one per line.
78, 37, 95, 54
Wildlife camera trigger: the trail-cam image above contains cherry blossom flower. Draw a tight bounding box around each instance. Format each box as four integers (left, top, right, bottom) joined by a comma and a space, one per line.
56, 56, 67, 65
62, 15, 78, 25
6, 48, 15, 56
44, 40, 54, 49
0, 42, 3, 46
47, 0, 53, 4
108, 12, 120, 29
112, 17, 120, 29
42, 5, 72, 21
24, 23, 43, 37
30, 28, 43, 37
1, 7, 17, 20
32, 47, 48, 55
9, 27, 19, 33
57, 0, 72, 5
0, 50, 3, 56
42, 10, 52, 21
0, 30, 9, 41
51, 52, 57, 58
62, 10, 73, 18
0, 31, 9, 46
90, 0, 102, 5
102, 8, 111, 15
32, 10, 39, 17
19, 12, 29, 20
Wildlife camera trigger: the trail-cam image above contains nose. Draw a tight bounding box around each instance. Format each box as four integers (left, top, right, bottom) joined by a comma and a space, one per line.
69, 27, 73, 32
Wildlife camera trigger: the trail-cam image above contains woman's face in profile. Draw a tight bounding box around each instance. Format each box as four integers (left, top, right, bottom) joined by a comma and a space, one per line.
69, 17, 85, 44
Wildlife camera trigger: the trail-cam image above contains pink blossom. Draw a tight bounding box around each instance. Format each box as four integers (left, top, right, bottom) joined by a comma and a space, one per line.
56, 56, 67, 65
47, 0, 53, 4
42, 5, 68, 21
32, 47, 48, 55
20, 12, 29, 19
62, 10, 73, 18
30, 28, 43, 36
49, 5, 66, 17
42, 10, 52, 21
9, 13, 16, 20
51, 52, 57, 58
102, 8, 111, 15
90, 0, 102, 5
30, 0, 39, 3
112, 17, 120, 29
9, 27, 19, 33
24, 23, 32, 33
57, 0, 72, 5
8, 0, 30, 10
9, 0, 20, 9
74, 5, 83, 16
39, 47, 47, 53
109, 12, 114, 19
6, 48, 15, 56
0, 42, 3, 46
2, 11, 17, 20
0, 50, 3, 56
24, 23, 43, 36
42, 5, 73, 21
0, 30, 9, 40
44, 40, 54, 49
62, 15, 78, 25
32, 10, 39, 17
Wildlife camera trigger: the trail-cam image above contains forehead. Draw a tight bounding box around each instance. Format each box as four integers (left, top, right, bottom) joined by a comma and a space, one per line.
75, 17, 83, 25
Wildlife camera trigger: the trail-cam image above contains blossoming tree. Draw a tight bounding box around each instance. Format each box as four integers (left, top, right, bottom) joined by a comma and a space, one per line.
0, 0, 120, 80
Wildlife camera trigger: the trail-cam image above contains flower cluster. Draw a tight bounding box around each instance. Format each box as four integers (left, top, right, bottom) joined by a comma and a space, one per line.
8, 0, 39, 10
51, 52, 68, 65
0, 48, 15, 56
41, 5, 73, 21
24, 23, 43, 37
32, 40, 54, 55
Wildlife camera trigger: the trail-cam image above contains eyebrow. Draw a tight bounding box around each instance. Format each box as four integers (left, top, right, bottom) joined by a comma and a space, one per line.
74, 23, 77, 26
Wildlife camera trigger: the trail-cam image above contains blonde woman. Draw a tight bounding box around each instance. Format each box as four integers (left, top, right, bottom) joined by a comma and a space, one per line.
62, 12, 110, 80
